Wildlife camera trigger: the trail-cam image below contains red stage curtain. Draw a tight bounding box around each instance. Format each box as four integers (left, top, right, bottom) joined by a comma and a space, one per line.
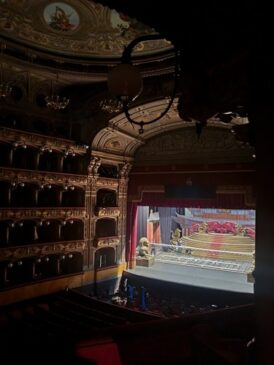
126, 202, 138, 268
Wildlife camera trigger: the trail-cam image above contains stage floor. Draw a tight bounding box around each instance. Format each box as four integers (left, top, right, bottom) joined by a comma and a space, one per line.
128, 254, 254, 293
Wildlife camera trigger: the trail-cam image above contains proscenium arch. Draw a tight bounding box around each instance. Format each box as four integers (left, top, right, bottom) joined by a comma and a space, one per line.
91, 98, 250, 159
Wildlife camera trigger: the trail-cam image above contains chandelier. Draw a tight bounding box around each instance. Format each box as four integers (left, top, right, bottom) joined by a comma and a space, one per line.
107, 34, 179, 134
99, 98, 123, 113
45, 72, 70, 110
45, 94, 70, 110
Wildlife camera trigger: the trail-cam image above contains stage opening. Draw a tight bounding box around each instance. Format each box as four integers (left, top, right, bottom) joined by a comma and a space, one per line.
131, 207, 255, 294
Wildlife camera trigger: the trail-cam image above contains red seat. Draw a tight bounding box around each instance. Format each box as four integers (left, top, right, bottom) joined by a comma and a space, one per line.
75, 337, 122, 365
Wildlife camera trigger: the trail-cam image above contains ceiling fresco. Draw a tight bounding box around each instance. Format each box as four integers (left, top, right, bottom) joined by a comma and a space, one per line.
0, 0, 172, 58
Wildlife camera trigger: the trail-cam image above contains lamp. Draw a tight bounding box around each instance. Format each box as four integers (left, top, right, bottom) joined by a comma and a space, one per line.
45, 72, 70, 110
107, 34, 180, 134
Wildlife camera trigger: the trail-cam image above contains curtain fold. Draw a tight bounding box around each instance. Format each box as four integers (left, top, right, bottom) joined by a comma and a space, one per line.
158, 207, 177, 244
126, 202, 138, 268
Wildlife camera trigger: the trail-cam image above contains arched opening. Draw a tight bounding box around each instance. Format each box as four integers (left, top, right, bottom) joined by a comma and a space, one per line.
38, 184, 63, 207
63, 155, 87, 174
10, 183, 38, 207
95, 218, 116, 237
12, 146, 38, 170
8, 220, 36, 246
5, 257, 34, 286
36, 219, 60, 243
34, 254, 59, 279
0, 142, 12, 167
0, 181, 11, 207
95, 247, 116, 269
98, 164, 118, 178
59, 252, 83, 275
61, 219, 84, 241
39, 150, 60, 172
0, 220, 10, 247
62, 186, 85, 207
96, 189, 117, 207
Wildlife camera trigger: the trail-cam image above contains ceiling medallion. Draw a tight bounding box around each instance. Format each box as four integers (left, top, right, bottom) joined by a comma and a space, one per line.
43, 2, 80, 33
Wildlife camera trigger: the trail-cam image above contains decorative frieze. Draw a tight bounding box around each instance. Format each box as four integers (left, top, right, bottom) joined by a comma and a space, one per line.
0, 240, 87, 260
0, 208, 87, 221
93, 236, 119, 248
0, 167, 88, 187
95, 178, 119, 189
95, 207, 120, 217
0, 127, 88, 155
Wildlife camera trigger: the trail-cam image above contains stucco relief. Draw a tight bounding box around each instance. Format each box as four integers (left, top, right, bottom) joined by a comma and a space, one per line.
0, 0, 172, 57
134, 127, 254, 165
0, 208, 87, 221
0, 240, 86, 260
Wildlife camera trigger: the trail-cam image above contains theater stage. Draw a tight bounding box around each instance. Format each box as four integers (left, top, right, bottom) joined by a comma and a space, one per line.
127, 253, 254, 294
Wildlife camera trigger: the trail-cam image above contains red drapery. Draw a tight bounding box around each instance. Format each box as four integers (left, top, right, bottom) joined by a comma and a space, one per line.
126, 202, 138, 268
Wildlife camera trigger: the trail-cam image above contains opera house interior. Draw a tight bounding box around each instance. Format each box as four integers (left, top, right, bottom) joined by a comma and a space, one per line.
0, 1, 273, 364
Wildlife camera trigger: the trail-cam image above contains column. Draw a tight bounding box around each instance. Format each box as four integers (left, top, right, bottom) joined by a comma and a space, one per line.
252, 32, 274, 364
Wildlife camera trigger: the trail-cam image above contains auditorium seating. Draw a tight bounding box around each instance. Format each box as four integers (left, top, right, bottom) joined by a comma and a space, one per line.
0, 288, 255, 365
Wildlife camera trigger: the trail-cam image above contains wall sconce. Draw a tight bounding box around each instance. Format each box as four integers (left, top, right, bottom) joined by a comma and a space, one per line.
106, 34, 180, 134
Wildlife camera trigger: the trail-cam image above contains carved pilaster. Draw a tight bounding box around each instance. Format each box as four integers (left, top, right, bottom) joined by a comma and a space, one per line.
88, 156, 101, 177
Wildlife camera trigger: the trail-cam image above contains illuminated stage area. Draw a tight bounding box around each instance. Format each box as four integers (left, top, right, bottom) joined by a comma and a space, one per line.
134, 207, 255, 294
128, 255, 254, 293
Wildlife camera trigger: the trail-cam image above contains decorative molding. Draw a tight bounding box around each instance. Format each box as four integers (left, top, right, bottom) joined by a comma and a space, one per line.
95, 178, 119, 189
119, 162, 132, 178
93, 236, 120, 248
95, 207, 120, 217
134, 127, 254, 165
0, 240, 87, 260
0, 1, 172, 58
88, 156, 101, 176
0, 208, 87, 221
0, 127, 88, 155
0, 168, 88, 187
